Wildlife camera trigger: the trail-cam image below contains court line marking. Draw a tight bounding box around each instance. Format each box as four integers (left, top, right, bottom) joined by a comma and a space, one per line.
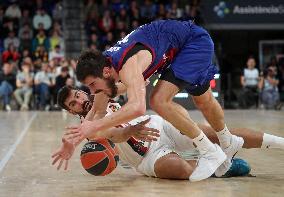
0, 112, 38, 173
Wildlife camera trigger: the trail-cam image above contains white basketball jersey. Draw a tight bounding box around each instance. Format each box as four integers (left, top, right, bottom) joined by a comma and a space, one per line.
106, 102, 151, 167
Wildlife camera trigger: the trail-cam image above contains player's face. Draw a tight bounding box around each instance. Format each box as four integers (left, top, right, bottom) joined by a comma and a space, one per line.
83, 75, 118, 98
64, 90, 93, 116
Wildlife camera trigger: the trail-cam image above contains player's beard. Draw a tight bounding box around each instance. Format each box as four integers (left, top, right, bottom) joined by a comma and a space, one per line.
78, 78, 117, 117
79, 94, 94, 117
105, 77, 118, 98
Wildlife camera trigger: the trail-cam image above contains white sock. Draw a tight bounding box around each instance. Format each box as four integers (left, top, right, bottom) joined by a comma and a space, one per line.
192, 131, 216, 154
216, 124, 233, 149
261, 133, 284, 149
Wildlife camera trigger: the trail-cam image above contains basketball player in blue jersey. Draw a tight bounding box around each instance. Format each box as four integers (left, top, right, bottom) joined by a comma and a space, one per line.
56, 86, 284, 180
72, 19, 243, 181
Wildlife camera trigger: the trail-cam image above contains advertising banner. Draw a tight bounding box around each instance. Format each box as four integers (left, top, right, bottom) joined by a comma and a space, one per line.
201, 0, 284, 29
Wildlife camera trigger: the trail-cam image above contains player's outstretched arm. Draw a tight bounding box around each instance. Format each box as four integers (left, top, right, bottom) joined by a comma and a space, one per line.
51, 137, 78, 171
95, 118, 160, 143
66, 118, 160, 144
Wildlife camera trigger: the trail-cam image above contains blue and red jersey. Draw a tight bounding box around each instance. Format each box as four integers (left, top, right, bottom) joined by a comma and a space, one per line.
103, 19, 217, 85
103, 20, 193, 79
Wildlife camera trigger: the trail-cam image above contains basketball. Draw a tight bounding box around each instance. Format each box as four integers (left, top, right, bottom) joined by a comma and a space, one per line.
80, 139, 119, 176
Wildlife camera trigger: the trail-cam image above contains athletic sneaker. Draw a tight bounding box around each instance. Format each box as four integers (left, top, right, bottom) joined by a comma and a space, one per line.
189, 144, 226, 182
222, 158, 251, 177
215, 135, 244, 177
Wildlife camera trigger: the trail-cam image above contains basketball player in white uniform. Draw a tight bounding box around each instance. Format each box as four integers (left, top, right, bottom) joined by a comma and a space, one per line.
52, 86, 284, 179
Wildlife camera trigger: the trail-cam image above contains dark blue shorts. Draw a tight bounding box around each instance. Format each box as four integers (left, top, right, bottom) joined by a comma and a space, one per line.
160, 67, 210, 96
170, 24, 218, 86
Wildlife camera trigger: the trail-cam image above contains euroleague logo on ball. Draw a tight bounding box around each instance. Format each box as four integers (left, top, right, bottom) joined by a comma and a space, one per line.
214, 1, 230, 18
82, 143, 97, 151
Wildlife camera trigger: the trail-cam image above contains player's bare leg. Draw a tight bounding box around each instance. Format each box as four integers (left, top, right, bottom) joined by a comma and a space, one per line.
150, 81, 200, 139
154, 153, 196, 179
192, 88, 242, 148
164, 98, 283, 150
198, 124, 284, 150
150, 80, 226, 182
154, 153, 251, 180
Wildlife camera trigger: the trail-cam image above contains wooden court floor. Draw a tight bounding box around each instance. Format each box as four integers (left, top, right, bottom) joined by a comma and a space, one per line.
0, 110, 283, 197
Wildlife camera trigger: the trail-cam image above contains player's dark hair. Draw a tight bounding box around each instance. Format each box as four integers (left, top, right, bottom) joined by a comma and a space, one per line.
76, 50, 110, 82
57, 85, 76, 110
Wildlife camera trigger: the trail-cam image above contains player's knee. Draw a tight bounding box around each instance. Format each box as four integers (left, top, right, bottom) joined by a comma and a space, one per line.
149, 92, 167, 111
194, 94, 215, 110
154, 154, 193, 180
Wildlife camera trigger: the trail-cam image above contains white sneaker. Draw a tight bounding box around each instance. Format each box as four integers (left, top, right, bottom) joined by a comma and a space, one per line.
189, 144, 226, 182
215, 135, 244, 177
5, 105, 11, 111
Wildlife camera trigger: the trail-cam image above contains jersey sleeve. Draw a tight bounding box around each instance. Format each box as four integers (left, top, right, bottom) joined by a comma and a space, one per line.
103, 43, 152, 73
121, 43, 152, 66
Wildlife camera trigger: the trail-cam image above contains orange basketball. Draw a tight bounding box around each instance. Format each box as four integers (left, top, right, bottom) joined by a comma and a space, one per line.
80, 138, 119, 176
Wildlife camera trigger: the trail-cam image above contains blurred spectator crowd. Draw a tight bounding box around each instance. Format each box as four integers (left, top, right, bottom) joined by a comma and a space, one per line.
0, 0, 78, 111
83, 0, 202, 51
0, 0, 202, 111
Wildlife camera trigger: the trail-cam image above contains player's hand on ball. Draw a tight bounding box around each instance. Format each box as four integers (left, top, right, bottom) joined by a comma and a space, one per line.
51, 137, 75, 170
129, 118, 160, 142
66, 119, 97, 144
